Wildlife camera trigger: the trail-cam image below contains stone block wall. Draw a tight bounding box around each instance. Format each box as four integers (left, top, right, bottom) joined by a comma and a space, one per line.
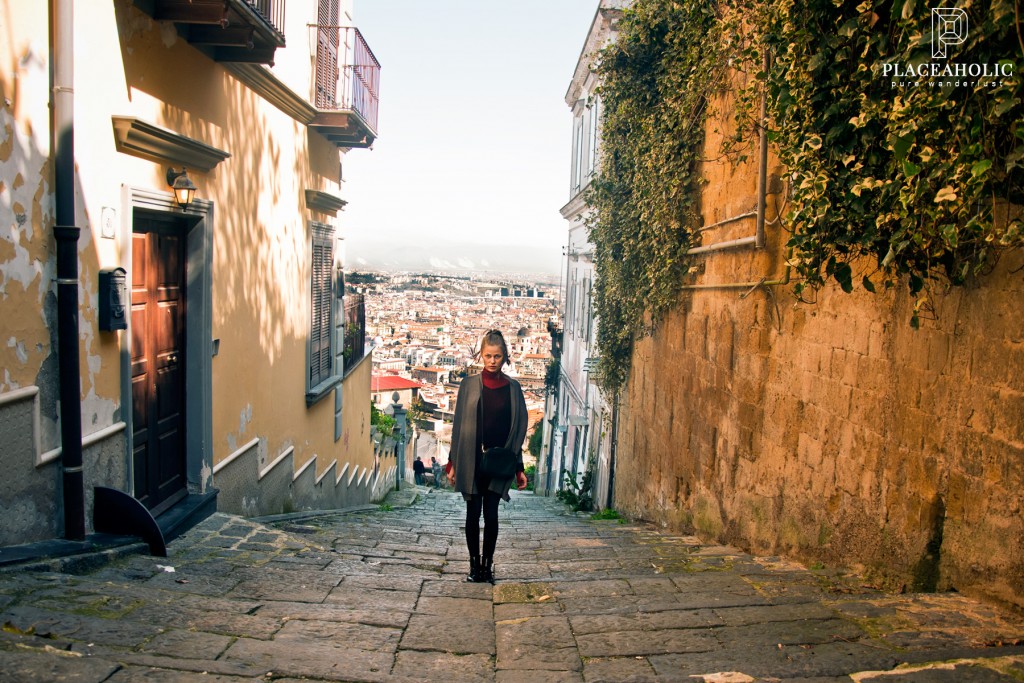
616, 246, 1024, 606
613, 97, 1024, 608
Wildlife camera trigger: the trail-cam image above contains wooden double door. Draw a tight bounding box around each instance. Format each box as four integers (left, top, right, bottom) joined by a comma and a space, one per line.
131, 215, 187, 514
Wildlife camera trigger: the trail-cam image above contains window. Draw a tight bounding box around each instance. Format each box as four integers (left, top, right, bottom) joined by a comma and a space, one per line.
571, 114, 584, 195
309, 222, 336, 393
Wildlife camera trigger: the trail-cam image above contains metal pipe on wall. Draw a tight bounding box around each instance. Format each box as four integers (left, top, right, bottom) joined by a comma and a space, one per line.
686, 235, 757, 255
683, 50, 785, 292
53, 0, 85, 540
755, 51, 770, 250
698, 210, 756, 233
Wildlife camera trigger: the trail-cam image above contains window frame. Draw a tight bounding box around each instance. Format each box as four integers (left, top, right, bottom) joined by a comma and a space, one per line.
588, 96, 600, 177
306, 221, 341, 404
571, 113, 585, 195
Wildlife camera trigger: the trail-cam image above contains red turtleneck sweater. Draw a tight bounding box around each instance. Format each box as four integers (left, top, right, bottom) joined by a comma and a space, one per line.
481, 369, 509, 389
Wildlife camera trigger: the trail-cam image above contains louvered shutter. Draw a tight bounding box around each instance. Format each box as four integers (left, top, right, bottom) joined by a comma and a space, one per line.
310, 223, 335, 388
316, 0, 340, 108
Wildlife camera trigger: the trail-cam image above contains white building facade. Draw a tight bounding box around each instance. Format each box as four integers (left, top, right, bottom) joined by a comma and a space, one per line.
539, 0, 626, 507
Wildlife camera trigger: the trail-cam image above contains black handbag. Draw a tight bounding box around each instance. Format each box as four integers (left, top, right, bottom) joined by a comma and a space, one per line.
479, 446, 517, 480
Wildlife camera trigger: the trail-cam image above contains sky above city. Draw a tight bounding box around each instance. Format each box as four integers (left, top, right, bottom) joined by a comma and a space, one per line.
341, 0, 599, 276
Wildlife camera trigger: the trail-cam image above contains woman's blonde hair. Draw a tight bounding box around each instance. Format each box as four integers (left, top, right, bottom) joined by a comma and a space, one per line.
474, 328, 510, 367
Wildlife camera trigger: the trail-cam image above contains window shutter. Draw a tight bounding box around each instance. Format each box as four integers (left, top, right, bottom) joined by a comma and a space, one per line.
566, 279, 575, 334
316, 0, 341, 108
584, 276, 593, 341
310, 223, 335, 388
579, 276, 589, 337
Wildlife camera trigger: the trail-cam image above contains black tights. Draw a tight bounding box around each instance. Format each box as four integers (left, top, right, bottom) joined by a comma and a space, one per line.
465, 490, 501, 561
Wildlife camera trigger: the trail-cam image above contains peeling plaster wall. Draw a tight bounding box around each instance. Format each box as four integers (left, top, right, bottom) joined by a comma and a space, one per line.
0, 1, 56, 406
0, 1, 66, 544
2, 0, 369, 544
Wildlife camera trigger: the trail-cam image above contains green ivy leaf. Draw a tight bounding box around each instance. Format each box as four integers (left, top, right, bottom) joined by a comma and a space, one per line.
992, 97, 1017, 118
970, 159, 992, 178
902, 159, 921, 177
891, 134, 913, 161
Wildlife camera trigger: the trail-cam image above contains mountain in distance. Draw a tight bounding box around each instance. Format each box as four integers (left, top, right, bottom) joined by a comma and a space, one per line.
349, 240, 562, 278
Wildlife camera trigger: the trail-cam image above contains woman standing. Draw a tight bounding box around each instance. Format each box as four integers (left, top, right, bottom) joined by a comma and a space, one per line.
447, 329, 528, 583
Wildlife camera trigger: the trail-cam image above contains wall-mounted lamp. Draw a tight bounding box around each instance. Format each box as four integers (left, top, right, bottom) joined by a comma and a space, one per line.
166, 167, 197, 209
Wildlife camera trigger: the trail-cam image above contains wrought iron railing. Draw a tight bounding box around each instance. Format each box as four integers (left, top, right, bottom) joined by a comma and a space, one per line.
343, 293, 366, 373
245, 0, 286, 37
314, 26, 381, 134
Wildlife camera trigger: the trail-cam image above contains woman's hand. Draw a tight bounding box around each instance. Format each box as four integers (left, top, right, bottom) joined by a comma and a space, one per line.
516, 471, 528, 490
447, 467, 456, 486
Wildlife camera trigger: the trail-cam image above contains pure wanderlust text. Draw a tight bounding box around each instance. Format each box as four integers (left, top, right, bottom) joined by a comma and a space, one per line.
883, 60, 1014, 89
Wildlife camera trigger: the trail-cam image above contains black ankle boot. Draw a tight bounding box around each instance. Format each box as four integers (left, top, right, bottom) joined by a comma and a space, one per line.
480, 557, 494, 584
466, 555, 481, 582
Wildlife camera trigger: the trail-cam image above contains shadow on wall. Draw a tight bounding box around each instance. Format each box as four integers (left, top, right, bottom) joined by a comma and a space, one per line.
0, 34, 57, 403
0, 29, 130, 543
0, 22, 62, 544
113, 0, 308, 366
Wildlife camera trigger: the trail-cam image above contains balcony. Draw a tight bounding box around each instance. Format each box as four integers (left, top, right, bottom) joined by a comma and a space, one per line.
343, 293, 367, 374
135, 0, 286, 65
310, 27, 380, 149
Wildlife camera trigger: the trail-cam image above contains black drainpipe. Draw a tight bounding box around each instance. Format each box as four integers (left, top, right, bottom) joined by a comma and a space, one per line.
54, 0, 85, 540
606, 391, 618, 511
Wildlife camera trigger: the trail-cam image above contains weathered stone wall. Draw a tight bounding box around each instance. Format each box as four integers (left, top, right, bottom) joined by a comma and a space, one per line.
613, 96, 1024, 608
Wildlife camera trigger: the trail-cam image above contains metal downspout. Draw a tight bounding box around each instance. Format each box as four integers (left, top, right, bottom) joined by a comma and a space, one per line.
755, 51, 769, 250
605, 391, 618, 510
681, 51, 795, 293
54, 0, 85, 539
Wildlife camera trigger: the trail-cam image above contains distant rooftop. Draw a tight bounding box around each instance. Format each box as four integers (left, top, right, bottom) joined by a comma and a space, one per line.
371, 375, 423, 392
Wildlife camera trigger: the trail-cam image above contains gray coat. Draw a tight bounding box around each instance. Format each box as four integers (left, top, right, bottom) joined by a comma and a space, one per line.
449, 373, 528, 501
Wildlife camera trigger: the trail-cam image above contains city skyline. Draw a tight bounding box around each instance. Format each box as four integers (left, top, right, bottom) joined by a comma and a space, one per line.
342, 0, 599, 276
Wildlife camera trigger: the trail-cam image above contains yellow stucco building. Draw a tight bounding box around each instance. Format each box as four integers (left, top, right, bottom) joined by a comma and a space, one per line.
0, 0, 391, 548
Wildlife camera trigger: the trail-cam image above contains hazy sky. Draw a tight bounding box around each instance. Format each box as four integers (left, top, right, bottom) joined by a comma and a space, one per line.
341, 0, 599, 275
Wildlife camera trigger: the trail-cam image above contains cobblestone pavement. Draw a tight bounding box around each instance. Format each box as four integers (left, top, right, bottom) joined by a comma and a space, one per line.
1, 489, 1024, 682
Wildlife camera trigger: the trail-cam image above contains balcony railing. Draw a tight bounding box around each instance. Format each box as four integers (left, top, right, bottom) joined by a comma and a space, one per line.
311, 26, 380, 147
139, 0, 286, 64
343, 293, 367, 374
245, 0, 286, 35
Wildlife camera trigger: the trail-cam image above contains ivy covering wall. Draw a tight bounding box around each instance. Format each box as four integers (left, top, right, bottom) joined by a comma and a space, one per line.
589, 0, 1024, 392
